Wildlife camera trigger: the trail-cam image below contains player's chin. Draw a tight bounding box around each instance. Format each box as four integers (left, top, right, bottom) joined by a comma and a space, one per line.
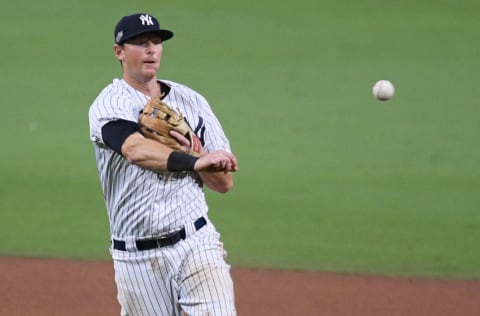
141, 68, 159, 79
142, 63, 159, 73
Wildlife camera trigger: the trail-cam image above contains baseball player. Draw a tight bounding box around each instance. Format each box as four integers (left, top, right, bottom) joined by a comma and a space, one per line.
88, 13, 238, 315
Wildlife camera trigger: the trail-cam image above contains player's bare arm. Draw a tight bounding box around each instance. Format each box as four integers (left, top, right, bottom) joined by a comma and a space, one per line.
122, 132, 238, 184
195, 151, 237, 193
199, 170, 235, 193
121, 132, 172, 170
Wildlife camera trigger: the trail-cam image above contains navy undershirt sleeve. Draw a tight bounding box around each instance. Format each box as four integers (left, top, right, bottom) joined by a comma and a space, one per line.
101, 119, 140, 155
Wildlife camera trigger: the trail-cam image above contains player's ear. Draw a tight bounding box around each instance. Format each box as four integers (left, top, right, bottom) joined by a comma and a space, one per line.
113, 44, 124, 62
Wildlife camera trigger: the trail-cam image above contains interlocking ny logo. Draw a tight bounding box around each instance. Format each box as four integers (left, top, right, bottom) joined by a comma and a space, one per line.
193, 116, 206, 146
140, 14, 154, 26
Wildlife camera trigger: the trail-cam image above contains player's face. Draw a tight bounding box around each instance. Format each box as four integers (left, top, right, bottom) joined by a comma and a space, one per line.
115, 33, 164, 82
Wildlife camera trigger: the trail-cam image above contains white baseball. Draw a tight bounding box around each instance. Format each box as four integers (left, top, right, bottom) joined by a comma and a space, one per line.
372, 80, 395, 101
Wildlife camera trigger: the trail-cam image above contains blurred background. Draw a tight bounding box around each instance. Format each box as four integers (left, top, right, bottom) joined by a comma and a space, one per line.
1, 0, 479, 278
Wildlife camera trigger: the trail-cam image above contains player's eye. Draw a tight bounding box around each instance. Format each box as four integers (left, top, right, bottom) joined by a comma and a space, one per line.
138, 40, 162, 47
126, 39, 144, 46
126, 37, 163, 47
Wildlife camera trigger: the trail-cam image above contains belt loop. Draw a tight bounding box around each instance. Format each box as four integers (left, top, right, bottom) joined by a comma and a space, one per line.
184, 220, 196, 237
125, 236, 137, 252
185, 216, 207, 237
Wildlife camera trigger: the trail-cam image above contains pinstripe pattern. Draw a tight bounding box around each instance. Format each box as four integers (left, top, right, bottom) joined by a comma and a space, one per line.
112, 223, 235, 316
89, 78, 236, 315
89, 78, 231, 239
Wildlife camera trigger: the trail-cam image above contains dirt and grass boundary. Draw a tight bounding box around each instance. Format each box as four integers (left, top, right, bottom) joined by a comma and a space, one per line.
1, 257, 479, 316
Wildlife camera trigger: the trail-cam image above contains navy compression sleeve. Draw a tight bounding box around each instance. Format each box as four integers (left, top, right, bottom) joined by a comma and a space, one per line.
101, 120, 140, 155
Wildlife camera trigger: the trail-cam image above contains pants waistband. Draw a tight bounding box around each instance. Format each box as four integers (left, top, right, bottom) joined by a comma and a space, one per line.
112, 217, 207, 251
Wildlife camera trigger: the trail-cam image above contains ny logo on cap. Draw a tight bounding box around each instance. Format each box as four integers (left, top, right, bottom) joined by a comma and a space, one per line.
140, 14, 154, 26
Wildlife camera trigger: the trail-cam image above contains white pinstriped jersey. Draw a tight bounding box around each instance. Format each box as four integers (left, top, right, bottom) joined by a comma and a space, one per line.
88, 78, 231, 240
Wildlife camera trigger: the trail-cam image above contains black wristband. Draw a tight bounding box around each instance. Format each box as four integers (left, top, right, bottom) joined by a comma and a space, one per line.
167, 151, 199, 172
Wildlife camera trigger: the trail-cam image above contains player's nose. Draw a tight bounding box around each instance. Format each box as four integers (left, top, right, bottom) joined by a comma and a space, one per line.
145, 41, 158, 53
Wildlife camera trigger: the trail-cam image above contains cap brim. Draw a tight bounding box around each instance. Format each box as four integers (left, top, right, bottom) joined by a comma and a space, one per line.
118, 29, 174, 44
157, 30, 174, 41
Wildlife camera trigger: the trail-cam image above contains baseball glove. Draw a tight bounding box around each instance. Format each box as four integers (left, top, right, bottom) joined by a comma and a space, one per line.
138, 98, 202, 157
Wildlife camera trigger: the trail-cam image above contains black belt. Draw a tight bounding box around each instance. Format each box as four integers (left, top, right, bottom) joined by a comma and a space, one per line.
113, 217, 207, 251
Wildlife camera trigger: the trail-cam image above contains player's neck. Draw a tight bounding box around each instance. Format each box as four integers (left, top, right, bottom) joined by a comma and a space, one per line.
123, 76, 162, 99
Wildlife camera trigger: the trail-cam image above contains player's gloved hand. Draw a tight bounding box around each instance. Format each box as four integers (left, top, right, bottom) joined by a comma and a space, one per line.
138, 98, 202, 157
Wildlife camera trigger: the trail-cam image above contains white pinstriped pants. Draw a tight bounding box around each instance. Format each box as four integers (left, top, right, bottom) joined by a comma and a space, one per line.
111, 222, 236, 316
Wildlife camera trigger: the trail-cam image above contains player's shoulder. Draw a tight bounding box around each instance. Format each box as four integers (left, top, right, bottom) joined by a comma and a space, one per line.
161, 79, 212, 110
161, 79, 203, 97
96, 78, 128, 98
90, 79, 131, 107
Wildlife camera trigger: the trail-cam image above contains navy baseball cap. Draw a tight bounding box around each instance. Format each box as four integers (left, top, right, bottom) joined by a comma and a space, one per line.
114, 13, 174, 44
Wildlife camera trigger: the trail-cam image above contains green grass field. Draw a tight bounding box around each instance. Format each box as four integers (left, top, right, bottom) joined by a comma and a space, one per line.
1, 0, 479, 279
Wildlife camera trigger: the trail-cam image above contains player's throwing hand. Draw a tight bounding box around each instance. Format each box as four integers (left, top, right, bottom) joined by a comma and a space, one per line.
195, 150, 238, 173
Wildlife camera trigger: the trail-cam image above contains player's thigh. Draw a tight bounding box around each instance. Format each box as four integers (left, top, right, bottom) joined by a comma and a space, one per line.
113, 251, 180, 316
178, 242, 236, 316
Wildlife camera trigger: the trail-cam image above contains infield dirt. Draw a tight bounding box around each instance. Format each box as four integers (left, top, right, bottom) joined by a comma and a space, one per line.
1, 257, 479, 315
